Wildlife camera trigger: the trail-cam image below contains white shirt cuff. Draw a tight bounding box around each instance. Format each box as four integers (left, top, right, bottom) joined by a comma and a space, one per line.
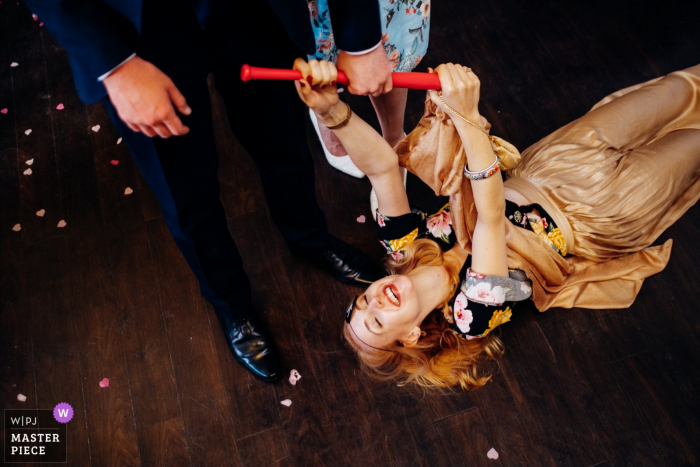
343, 41, 382, 56
98, 53, 137, 82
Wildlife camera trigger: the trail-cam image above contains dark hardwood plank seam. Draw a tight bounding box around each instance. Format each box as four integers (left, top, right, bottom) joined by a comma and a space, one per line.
142, 220, 195, 467
612, 355, 672, 467
607, 349, 650, 365
431, 406, 478, 424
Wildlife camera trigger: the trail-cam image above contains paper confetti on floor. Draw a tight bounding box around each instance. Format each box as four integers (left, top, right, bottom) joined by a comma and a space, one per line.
110, 160, 119, 165
99, 378, 109, 388
24, 129, 32, 135
124, 187, 133, 195
1, 108, 7, 114
117, 137, 122, 144
57, 220, 66, 228
357, 215, 366, 223
11, 62, 18, 67
280, 399, 292, 407
56, 103, 64, 110
26, 158, 33, 165
91, 125, 100, 132
487, 448, 499, 460
12, 224, 21, 232
36, 209, 45, 217
23, 168, 32, 175
289, 369, 301, 385
17, 394, 27, 402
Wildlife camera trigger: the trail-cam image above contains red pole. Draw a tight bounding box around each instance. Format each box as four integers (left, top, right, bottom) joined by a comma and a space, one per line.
240, 64, 441, 90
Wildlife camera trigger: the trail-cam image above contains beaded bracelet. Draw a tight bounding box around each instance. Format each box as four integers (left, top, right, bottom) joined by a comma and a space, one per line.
464, 155, 501, 181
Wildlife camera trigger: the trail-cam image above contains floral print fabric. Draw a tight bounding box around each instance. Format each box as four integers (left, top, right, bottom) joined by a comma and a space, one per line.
376, 204, 455, 255
307, 0, 430, 72
375, 203, 533, 338
506, 200, 568, 256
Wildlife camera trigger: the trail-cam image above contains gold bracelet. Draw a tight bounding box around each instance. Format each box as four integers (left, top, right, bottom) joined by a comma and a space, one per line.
437, 91, 488, 136
324, 102, 353, 130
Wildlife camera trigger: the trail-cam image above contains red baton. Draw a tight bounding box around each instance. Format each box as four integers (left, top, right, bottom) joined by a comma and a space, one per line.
240, 64, 441, 90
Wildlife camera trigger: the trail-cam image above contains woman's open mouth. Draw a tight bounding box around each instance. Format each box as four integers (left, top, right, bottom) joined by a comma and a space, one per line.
383, 284, 400, 306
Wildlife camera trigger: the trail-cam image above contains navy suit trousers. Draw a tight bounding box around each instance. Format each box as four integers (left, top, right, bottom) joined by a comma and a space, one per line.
107, 0, 329, 319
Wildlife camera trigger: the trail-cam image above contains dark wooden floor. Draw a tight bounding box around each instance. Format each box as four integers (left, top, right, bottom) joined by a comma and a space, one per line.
2, 0, 700, 466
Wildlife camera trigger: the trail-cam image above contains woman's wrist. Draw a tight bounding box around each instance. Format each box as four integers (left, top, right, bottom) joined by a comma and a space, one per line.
318, 102, 348, 127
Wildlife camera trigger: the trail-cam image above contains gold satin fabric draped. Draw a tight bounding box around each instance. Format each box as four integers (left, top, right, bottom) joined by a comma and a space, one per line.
394, 65, 700, 311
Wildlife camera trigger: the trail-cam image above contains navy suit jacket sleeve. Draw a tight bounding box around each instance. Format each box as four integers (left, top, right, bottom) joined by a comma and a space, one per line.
327, 0, 382, 52
24, 0, 138, 103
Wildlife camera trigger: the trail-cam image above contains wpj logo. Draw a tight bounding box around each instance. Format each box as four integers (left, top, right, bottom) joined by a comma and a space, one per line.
4, 407, 69, 463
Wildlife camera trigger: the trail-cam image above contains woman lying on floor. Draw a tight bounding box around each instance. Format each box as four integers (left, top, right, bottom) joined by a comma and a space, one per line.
293, 58, 700, 390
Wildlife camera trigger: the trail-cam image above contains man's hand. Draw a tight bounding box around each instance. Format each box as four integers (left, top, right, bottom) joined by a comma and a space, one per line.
336, 46, 392, 97
103, 56, 191, 138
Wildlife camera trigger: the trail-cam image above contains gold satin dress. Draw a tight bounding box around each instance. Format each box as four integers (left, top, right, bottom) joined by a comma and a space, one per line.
507, 64, 700, 262
397, 64, 700, 310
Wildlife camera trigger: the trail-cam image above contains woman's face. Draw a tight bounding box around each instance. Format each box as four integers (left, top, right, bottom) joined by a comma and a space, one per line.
347, 274, 423, 350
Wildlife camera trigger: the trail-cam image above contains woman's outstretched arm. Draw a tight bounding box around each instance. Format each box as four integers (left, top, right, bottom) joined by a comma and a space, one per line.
430, 64, 508, 277
293, 59, 410, 217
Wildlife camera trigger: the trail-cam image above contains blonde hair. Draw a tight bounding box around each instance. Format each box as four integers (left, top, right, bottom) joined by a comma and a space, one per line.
343, 239, 505, 391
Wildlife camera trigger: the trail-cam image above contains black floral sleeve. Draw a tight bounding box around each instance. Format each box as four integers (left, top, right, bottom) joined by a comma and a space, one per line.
376, 204, 457, 261
447, 264, 533, 339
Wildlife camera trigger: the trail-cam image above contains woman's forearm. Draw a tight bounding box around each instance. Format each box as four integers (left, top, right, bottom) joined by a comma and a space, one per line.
453, 121, 506, 224
317, 103, 411, 216
318, 102, 399, 178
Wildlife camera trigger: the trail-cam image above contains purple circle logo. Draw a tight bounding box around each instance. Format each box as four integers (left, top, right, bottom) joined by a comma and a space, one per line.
53, 402, 74, 423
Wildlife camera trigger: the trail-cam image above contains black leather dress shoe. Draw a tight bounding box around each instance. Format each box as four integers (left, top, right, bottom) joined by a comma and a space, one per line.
217, 312, 280, 382
293, 236, 387, 287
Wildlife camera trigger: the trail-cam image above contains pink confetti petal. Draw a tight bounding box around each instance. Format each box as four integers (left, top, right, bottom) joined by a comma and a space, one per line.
91, 125, 100, 132
11, 62, 18, 67
57, 220, 66, 228
23, 168, 32, 175
24, 129, 32, 135
356, 215, 366, 223
1, 108, 7, 114
56, 103, 64, 110
12, 224, 21, 232
36, 209, 45, 217
289, 369, 301, 386
99, 378, 109, 388
32, 13, 37, 20
26, 158, 33, 165
39, 22, 43, 27
117, 137, 122, 144
280, 399, 292, 407
487, 448, 499, 460
124, 187, 133, 195
110, 160, 119, 165
17, 393, 27, 402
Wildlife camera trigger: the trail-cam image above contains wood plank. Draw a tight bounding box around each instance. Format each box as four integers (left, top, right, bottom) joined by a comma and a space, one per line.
0, 148, 36, 412
25, 237, 91, 466
137, 416, 191, 467
612, 351, 700, 467
433, 408, 504, 467
50, 70, 141, 467
0, 8, 17, 151
535, 307, 665, 467
236, 427, 289, 467
73, 304, 141, 467
7, 1, 62, 245
92, 142, 190, 465
147, 216, 241, 467
224, 210, 332, 466
49, 75, 114, 313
